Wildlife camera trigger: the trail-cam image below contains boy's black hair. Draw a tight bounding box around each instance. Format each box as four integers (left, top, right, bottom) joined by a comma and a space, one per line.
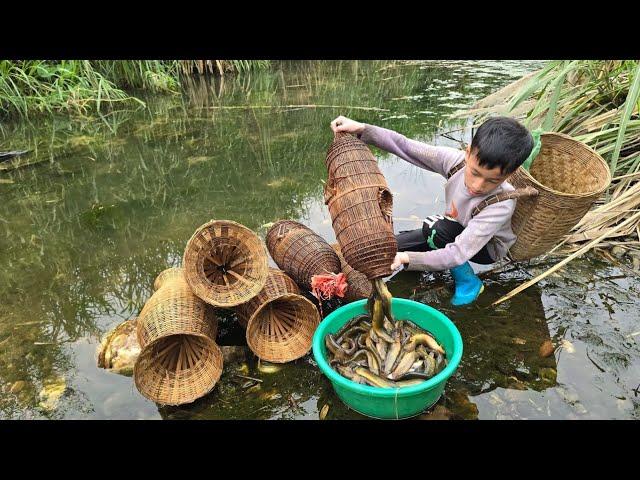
470, 116, 534, 174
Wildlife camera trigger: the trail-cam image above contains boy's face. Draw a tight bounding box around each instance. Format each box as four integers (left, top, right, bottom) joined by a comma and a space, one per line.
464, 146, 509, 196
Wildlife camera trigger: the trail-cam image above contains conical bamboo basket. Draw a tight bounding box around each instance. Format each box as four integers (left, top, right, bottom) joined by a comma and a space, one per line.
235, 268, 320, 363
183, 220, 269, 307
134, 267, 222, 406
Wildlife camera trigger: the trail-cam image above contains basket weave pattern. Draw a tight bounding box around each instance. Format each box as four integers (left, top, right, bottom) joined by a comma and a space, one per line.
324, 133, 397, 279
266, 220, 341, 290
236, 268, 320, 363
331, 243, 372, 302
235, 267, 300, 328
152, 266, 186, 292
508, 133, 611, 260
183, 220, 269, 307
134, 267, 222, 406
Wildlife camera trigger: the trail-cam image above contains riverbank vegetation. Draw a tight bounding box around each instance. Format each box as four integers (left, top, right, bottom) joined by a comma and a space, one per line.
455, 61, 640, 303
0, 60, 271, 118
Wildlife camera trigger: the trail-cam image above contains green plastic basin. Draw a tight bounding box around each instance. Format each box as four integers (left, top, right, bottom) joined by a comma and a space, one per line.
312, 298, 463, 419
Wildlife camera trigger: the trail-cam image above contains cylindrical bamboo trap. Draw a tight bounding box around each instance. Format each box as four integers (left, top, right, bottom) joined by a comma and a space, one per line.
331, 243, 372, 302
183, 220, 269, 308
324, 132, 397, 279
147, 267, 219, 338
235, 268, 320, 363
507, 133, 611, 261
134, 267, 222, 406
266, 219, 342, 290
152, 266, 186, 292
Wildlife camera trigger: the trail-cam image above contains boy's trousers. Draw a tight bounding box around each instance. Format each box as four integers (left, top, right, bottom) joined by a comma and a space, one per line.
395, 214, 495, 265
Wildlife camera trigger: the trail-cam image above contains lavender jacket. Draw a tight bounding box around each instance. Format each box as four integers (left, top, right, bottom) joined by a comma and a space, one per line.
359, 124, 517, 271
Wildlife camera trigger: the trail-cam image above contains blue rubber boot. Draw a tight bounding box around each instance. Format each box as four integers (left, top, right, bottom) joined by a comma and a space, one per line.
450, 262, 484, 306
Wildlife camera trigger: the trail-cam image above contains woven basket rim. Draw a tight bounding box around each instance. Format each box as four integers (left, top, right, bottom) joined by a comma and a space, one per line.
245, 292, 319, 363
141, 329, 218, 348
513, 132, 611, 198
133, 341, 223, 406
245, 292, 317, 332
183, 218, 269, 308
184, 218, 268, 250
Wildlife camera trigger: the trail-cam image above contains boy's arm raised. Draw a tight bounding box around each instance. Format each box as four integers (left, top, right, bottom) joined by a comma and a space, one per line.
359, 124, 463, 178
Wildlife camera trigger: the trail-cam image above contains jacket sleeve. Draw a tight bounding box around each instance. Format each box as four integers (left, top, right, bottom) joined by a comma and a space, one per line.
359, 124, 464, 178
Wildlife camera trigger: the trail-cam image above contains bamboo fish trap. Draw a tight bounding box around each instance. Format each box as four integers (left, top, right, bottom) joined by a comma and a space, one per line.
266, 220, 342, 291
235, 268, 320, 363
134, 267, 223, 406
183, 220, 269, 308
331, 243, 372, 302
324, 132, 397, 279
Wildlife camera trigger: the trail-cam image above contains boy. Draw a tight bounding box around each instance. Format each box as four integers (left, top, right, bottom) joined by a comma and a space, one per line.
330, 115, 535, 306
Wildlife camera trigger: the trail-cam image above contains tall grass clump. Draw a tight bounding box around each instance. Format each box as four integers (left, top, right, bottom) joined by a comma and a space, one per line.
0, 60, 272, 119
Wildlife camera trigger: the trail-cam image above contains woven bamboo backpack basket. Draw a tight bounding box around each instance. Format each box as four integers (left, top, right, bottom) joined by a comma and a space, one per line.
234, 268, 320, 363
134, 267, 223, 406
506, 132, 611, 261
324, 132, 397, 279
183, 220, 269, 308
266, 220, 342, 291
331, 243, 372, 302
